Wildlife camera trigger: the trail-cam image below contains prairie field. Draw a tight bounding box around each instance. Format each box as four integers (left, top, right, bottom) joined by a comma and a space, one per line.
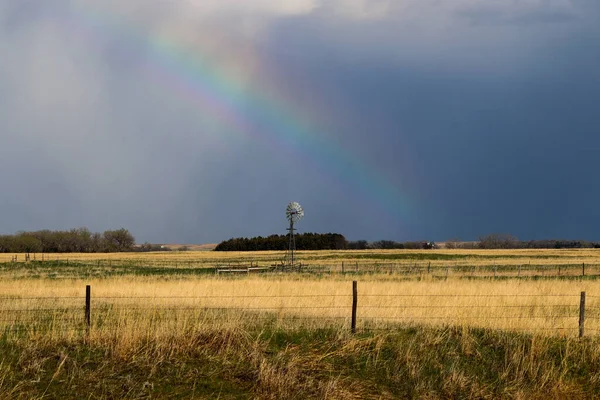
2, 248, 600, 337
4, 248, 600, 267
2, 249, 600, 398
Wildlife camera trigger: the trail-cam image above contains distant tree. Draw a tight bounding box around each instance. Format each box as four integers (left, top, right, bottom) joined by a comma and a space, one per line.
0, 235, 15, 253
138, 242, 161, 252
13, 233, 43, 253
103, 229, 135, 252
478, 234, 520, 249
445, 239, 461, 249
347, 240, 369, 250
403, 242, 425, 250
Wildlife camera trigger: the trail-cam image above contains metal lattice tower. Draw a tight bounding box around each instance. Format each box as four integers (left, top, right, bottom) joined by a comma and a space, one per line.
285, 202, 304, 266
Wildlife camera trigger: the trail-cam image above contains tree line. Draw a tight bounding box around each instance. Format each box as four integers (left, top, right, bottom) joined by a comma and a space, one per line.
346, 240, 435, 250
446, 234, 600, 249
215, 234, 436, 251
0, 228, 135, 253
216, 232, 600, 252
215, 233, 348, 251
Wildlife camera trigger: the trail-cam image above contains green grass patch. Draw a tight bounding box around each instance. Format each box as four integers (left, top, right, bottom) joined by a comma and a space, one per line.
1, 325, 600, 399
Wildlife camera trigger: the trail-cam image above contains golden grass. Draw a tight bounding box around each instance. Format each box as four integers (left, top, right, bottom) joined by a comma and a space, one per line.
1, 276, 598, 339
3, 248, 600, 268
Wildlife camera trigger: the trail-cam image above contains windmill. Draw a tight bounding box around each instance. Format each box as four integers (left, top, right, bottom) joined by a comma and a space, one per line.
285, 202, 304, 267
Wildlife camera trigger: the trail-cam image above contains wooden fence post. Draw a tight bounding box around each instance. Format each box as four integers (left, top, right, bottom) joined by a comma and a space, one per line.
579, 291, 586, 338
351, 281, 357, 334
583, 263, 585, 277
518, 264, 521, 277
446, 265, 449, 280
342, 262, 345, 274
85, 285, 91, 333
558, 265, 561, 276
428, 262, 431, 274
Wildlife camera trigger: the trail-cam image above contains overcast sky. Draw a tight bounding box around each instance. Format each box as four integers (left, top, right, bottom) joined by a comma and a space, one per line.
1, 0, 599, 243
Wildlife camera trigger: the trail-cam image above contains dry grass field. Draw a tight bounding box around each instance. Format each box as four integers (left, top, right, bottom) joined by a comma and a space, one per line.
2, 249, 600, 398
0, 276, 598, 337
2, 249, 600, 336
3, 248, 600, 267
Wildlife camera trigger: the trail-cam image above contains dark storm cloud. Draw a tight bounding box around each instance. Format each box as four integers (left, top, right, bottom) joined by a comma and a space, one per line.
1, 0, 599, 243
455, 1, 578, 25
260, 0, 600, 241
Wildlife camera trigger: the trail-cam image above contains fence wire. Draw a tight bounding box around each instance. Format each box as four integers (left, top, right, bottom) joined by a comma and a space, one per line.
0, 289, 594, 337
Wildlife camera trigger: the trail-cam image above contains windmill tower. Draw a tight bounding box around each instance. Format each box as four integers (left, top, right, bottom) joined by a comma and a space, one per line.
285, 202, 304, 267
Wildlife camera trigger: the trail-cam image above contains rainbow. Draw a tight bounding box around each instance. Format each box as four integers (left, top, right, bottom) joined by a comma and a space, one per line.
60, 2, 412, 220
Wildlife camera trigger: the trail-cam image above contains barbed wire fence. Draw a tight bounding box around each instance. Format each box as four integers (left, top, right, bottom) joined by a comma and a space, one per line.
1, 282, 597, 338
